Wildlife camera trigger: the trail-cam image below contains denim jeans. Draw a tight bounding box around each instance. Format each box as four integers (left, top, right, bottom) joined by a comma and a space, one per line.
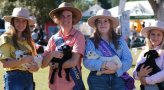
3, 70, 34, 90
144, 84, 159, 90
88, 71, 125, 90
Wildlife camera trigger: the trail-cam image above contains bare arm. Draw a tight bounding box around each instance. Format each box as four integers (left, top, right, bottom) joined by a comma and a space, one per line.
41, 52, 52, 68
0, 56, 33, 68
41, 51, 63, 68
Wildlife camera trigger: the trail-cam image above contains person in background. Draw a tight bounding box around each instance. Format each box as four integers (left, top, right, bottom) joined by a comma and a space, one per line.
0, 7, 39, 90
41, 2, 85, 90
83, 9, 133, 90
31, 27, 39, 42
142, 21, 145, 28
133, 20, 164, 90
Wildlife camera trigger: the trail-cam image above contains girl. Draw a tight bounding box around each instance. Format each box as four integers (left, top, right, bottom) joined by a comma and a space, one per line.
83, 9, 133, 90
0, 7, 39, 90
133, 20, 164, 90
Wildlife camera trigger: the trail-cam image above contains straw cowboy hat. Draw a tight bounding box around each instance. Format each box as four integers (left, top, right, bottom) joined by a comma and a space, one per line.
49, 2, 82, 25
87, 9, 119, 29
3, 7, 35, 25
141, 20, 164, 37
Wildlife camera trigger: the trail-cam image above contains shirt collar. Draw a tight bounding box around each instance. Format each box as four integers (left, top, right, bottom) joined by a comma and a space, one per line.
58, 28, 77, 37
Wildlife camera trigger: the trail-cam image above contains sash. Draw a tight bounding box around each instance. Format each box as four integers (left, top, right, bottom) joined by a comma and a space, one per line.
53, 34, 85, 90
91, 38, 135, 90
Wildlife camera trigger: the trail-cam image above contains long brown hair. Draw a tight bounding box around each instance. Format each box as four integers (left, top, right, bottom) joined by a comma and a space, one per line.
91, 19, 120, 49
5, 18, 35, 53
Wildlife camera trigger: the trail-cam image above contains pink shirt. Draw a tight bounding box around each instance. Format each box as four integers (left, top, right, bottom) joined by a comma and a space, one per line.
133, 46, 164, 85
44, 28, 85, 90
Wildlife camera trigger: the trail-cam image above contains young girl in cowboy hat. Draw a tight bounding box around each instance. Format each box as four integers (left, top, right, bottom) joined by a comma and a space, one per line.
41, 2, 85, 90
133, 20, 164, 90
0, 7, 39, 90
83, 9, 133, 90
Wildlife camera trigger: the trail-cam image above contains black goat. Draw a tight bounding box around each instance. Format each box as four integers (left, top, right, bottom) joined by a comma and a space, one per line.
50, 45, 72, 84
136, 50, 164, 90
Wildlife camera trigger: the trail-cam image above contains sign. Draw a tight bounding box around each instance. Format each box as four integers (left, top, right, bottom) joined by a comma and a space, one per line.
118, 0, 127, 15
120, 10, 130, 39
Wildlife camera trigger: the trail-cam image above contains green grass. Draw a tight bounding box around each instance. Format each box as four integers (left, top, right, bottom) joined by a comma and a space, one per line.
0, 48, 141, 90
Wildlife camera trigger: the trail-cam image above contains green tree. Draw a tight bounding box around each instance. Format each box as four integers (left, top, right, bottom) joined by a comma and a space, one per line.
0, 0, 90, 26
73, 1, 89, 12
0, 0, 57, 26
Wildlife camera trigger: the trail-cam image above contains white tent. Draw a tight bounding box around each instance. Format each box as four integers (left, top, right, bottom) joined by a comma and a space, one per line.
108, 1, 154, 18
82, 4, 103, 17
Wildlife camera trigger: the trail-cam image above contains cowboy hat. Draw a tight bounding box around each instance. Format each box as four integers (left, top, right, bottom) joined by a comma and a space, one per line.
3, 7, 35, 25
87, 9, 119, 29
49, 2, 82, 25
141, 20, 164, 37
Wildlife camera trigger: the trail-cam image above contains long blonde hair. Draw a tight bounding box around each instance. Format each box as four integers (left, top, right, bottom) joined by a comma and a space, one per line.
144, 29, 164, 54
4, 18, 36, 54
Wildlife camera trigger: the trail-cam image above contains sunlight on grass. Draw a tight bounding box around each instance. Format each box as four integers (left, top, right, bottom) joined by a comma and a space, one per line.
0, 48, 141, 90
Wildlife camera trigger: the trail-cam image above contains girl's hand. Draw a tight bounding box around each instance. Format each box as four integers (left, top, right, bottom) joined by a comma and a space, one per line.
27, 62, 39, 72
100, 68, 116, 74
100, 61, 116, 74
105, 61, 118, 71
51, 51, 63, 59
49, 62, 58, 69
22, 55, 34, 64
140, 77, 147, 85
137, 64, 152, 78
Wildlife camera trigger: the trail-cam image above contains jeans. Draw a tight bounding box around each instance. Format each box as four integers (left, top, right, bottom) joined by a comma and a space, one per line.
144, 84, 159, 90
88, 71, 125, 90
3, 70, 34, 90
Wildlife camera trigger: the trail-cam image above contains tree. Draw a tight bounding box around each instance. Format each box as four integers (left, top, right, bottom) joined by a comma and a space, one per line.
97, 0, 112, 9
73, 1, 89, 12
0, 0, 57, 26
148, 0, 164, 21
0, 0, 90, 26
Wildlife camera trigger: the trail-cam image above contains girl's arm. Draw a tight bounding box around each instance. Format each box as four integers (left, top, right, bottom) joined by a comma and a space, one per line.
83, 39, 104, 71
0, 56, 33, 68
116, 37, 133, 76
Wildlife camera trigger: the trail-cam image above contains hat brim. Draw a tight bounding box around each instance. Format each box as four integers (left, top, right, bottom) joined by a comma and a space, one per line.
87, 15, 119, 29
141, 27, 164, 37
49, 7, 82, 25
3, 16, 35, 25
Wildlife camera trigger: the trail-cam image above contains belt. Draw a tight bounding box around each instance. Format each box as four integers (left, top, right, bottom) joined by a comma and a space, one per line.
90, 71, 116, 76
6, 70, 31, 74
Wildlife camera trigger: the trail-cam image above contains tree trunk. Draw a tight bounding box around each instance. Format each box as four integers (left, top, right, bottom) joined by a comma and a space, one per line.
148, 0, 164, 21
157, 0, 164, 21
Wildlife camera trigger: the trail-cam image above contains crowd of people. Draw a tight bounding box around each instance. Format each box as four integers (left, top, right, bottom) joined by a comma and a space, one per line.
0, 2, 164, 90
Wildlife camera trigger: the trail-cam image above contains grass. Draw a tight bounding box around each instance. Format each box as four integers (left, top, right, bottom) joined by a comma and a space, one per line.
0, 48, 141, 90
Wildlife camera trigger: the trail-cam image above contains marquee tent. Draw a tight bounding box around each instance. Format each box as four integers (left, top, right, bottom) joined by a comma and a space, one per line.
108, 1, 154, 19
82, 4, 103, 21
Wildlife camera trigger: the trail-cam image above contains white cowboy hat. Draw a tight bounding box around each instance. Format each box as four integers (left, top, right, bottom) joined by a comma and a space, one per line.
141, 20, 164, 37
3, 7, 35, 25
49, 2, 82, 25
87, 9, 119, 29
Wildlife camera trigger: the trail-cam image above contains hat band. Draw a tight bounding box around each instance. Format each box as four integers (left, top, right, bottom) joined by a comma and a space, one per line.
12, 13, 29, 18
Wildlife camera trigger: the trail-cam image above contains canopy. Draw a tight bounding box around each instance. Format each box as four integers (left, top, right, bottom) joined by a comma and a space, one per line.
82, 4, 103, 21
108, 1, 154, 19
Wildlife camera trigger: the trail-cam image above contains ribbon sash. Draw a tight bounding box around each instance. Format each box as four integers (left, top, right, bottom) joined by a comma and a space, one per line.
53, 34, 85, 90
91, 38, 135, 90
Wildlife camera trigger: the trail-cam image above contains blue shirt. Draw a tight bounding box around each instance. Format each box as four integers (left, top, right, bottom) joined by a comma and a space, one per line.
83, 37, 132, 76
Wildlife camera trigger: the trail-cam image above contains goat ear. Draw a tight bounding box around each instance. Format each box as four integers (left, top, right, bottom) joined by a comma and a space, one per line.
144, 52, 148, 57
